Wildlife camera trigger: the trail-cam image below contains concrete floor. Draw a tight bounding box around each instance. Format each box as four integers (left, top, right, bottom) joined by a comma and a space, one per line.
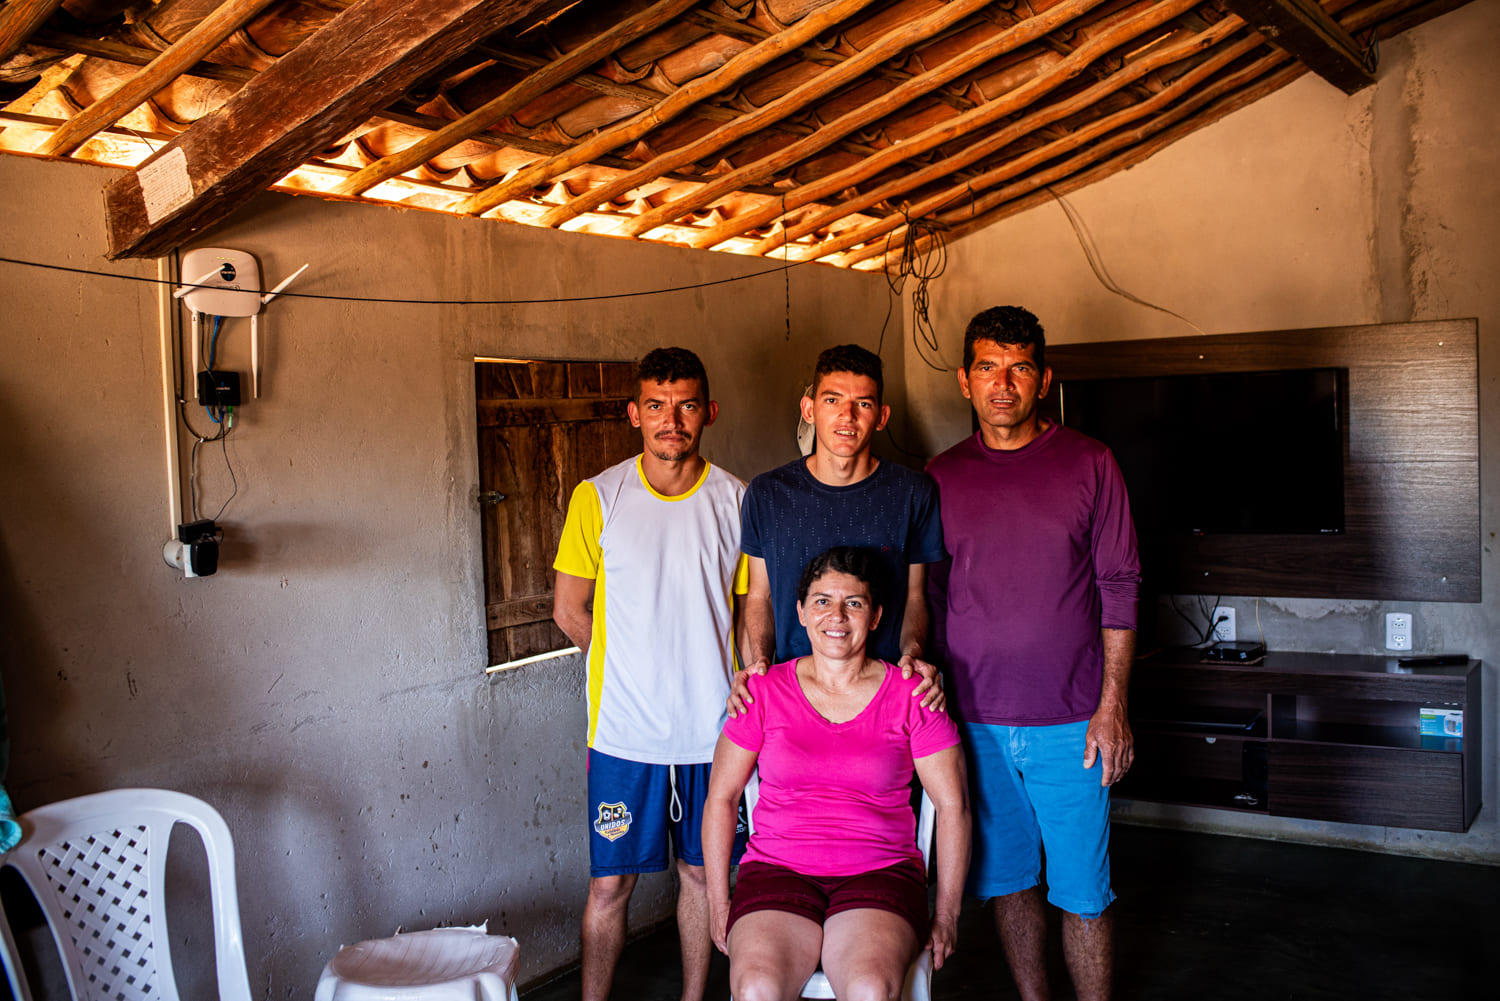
522, 823, 1500, 1000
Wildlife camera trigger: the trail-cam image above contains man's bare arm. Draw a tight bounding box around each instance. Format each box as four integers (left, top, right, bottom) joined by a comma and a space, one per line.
728, 556, 775, 717
898, 564, 945, 712
1083, 627, 1136, 785
552, 571, 596, 654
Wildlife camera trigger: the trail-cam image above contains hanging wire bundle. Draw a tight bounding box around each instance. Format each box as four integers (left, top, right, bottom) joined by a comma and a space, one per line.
881, 211, 949, 372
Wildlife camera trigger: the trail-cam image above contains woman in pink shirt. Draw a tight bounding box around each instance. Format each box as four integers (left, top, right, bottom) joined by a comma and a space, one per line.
703, 546, 970, 1001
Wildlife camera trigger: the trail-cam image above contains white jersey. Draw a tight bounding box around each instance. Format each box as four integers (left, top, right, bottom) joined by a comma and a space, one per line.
554, 455, 746, 764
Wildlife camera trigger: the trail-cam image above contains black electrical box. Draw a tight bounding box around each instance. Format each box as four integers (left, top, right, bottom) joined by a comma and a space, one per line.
197, 370, 242, 407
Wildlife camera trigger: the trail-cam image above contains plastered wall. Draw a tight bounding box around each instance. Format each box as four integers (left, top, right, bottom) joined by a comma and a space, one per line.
905, 3, 1500, 862
0, 154, 898, 994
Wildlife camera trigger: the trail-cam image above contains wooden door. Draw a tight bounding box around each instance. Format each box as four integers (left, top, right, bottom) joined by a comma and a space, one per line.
476, 360, 638, 665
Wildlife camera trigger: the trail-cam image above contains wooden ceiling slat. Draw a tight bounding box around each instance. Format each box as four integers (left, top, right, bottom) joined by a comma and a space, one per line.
536, 0, 994, 230
686, 4, 979, 112
1223, 0, 1375, 93
102, 0, 559, 259
0, 108, 176, 144
333, 0, 701, 197
801, 31, 1265, 262
764, 15, 1248, 256
29, 28, 257, 83
0, 0, 67, 64
472, 38, 890, 163
456, 0, 886, 219
681, 0, 1198, 251
620, 0, 1110, 241
38, 0, 282, 157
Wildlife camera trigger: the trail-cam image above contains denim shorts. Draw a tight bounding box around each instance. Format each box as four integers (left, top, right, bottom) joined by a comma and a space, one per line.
961, 720, 1115, 918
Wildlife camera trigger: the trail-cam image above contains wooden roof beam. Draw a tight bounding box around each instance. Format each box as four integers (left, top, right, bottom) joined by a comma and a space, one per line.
455, 0, 886, 219
332, 0, 700, 197
38, 0, 281, 157
1222, 0, 1375, 93
536, 0, 996, 230
680, 0, 1197, 251
760, 15, 1249, 256
621, 0, 1112, 241
102, 0, 557, 259
0, 0, 66, 64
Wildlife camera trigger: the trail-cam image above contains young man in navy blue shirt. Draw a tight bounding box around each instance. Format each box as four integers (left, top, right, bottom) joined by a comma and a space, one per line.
731, 344, 945, 709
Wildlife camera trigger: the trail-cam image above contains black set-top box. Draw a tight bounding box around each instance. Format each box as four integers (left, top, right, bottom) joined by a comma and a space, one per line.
1203, 640, 1267, 663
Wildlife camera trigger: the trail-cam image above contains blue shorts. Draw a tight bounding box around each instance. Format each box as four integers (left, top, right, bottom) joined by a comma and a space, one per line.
962, 721, 1115, 918
587, 749, 747, 877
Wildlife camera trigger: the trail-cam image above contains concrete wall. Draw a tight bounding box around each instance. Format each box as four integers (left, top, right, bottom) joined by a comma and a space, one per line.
0, 153, 896, 995
906, 2, 1500, 862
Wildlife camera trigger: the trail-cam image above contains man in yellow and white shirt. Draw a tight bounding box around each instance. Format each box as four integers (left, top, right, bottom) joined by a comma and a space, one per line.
553, 347, 746, 1001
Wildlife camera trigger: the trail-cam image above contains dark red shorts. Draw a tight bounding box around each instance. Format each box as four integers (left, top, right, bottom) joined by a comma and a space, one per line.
727, 858, 929, 938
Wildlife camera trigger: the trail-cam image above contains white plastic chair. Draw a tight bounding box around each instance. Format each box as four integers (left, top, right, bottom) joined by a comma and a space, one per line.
314, 926, 520, 1001
739, 776, 936, 1001
0, 788, 251, 1001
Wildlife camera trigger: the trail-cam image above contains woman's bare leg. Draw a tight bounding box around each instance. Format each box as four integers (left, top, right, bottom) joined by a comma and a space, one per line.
727, 910, 824, 1001
820, 909, 919, 1001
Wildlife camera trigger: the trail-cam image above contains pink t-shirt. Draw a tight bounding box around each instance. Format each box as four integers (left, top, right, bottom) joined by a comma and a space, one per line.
724, 660, 960, 876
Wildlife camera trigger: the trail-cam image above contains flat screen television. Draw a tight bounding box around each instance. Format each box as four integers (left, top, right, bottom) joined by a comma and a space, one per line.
1053, 367, 1346, 535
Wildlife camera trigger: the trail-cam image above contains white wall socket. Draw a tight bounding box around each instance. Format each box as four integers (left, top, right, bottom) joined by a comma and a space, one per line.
1211, 606, 1236, 643
1386, 611, 1413, 651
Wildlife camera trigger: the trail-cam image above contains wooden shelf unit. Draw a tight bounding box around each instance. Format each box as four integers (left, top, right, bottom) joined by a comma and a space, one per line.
1118, 650, 1482, 832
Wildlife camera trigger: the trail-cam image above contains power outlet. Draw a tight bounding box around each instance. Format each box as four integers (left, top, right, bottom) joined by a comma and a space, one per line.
1211, 606, 1236, 643
1386, 611, 1413, 651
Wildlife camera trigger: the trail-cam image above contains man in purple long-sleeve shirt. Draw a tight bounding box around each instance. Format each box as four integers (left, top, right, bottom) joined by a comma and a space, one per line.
926, 306, 1140, 1001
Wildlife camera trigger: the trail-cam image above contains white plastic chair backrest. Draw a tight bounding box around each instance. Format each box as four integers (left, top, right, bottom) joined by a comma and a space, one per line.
0, 788, 252, 1001
739, 773, 936, 1001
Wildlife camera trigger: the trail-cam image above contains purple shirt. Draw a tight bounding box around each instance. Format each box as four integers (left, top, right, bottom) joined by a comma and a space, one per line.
926, 426, 1140, 726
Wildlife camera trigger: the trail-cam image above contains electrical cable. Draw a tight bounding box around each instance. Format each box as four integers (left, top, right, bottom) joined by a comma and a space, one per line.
883, 210, 950, 372
1046, 187, 1209, 336
0, 253, 820, 306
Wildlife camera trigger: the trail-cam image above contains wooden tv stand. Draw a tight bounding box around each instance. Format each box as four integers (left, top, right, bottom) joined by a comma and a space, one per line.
1118, 650, 1481, 832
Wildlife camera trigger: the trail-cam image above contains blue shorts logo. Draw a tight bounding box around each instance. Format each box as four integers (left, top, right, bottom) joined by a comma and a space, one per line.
594, 801, 633, 842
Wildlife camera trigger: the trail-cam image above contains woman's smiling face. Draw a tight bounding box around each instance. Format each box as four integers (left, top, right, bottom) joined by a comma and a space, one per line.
797, 570, 882, 659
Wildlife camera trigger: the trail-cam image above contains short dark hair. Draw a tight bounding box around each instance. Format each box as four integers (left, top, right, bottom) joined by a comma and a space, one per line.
636, 347, 709, 402
796, 546, 884, 610
812, 344, 883, 405
963, 306, 1046, 371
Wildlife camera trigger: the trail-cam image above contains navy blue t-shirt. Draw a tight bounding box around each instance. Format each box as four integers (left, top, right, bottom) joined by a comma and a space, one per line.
740, 458, 946, 663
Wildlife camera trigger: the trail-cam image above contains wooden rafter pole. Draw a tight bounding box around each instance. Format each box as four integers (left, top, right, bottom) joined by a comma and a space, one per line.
333, 0, 700, 197
762, 16, 1250, 257
38, 0, 281, 157
455, 0, 885, 219
618, 0, 1110, 241
853, 53, 1301, 270
0, 0, 66, 64
801, 31, 1265, 264
676, 0, 1198, 250
536, 0, 997, 229
102, 0, 557, 259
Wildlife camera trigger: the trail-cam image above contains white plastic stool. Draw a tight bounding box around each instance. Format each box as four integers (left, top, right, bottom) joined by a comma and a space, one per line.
314, 926, 520, 1001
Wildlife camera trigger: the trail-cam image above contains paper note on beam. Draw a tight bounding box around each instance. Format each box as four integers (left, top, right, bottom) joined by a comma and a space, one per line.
137, 147, 194, 224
